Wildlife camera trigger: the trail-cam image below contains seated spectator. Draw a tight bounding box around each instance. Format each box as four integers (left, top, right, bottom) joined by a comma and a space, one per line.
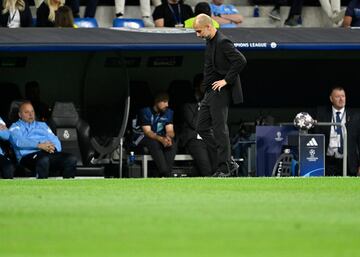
184, 2, 219, 29
210, 0, 243, 26
36, 0, 64, 27
0, 0, 32, 27
181, 74, 214, 176
0, 117, 14, 179
55, 5, 75, 27
25, 81, 51, 121
115, 0, 161, 27
343, 0, 360, 27
9, 101, 77, 179
137, 92, 177, 177
319, 0, 345, 26
152, 0, 193, 28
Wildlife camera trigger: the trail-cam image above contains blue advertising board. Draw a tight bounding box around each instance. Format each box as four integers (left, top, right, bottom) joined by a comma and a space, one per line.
298, 134, 325, 177
256, 126, 298, 176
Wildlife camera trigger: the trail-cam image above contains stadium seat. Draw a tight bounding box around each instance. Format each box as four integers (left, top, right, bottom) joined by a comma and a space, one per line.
74, 18, 99, 28
0, 83, 22, 124
7, 99, 24, 125
220, 23, 237, 28
48, 102, 104, 176
112, 18, 144, 29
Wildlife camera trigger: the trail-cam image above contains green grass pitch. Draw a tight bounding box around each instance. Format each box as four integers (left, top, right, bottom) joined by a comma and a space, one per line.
0, 178, 359, 257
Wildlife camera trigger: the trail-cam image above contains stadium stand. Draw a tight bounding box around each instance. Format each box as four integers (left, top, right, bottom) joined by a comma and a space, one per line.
26, 0, 348, 28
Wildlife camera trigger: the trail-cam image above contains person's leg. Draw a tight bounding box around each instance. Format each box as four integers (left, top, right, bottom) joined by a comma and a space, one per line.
66, 0, 80, 18
196, 91, 219, 173
0, 155, 14, 179
163, 138, 177, 175
325, 156, 342, 176
289, 0, 304, 17
151, 0, 161, 7
48, 152, 77, 178
141, 137, 170, 176
140, 0, 155, 26
115, 0, 126, 17
187, 139, 213, 176
208, 89, 231, 173
84, 0, 98, 18
140, 0, 151, 17
319, 0, 333, 18
20, 152, 50, 179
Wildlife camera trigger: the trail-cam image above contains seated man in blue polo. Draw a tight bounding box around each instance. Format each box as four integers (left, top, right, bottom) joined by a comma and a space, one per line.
0, 117, 15, 179
210, 0, 244, 27
9, 101, 77, 179
138, 92, 177, 177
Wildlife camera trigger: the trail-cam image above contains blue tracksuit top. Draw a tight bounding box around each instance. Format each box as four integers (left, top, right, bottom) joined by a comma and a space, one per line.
9, 119, 62, 161
0, 117, 10, 156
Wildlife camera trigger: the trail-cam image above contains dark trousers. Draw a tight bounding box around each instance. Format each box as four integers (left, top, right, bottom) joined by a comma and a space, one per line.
20, 151, 77, 179
196, 88, 231, 173
186, 138, 213, 176
0, 154, 15, 179
141, 137, 177, 177
325, 156, 343, 176
66, 0, 98, 18
288, 0, 303, 17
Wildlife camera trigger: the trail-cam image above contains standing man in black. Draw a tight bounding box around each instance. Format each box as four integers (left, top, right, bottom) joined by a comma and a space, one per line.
193, 14, 247, 177
315, 86, 360, 176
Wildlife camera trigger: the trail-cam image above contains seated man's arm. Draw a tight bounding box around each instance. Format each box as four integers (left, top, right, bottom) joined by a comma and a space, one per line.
212, 13, 244, 24
153, 6, 165, 27
165, 124, 175, 140
154, 18, 164, 27
41, 123, 62, 152
221, 13, 243, 24
343, 16, 352, 27
343, 3, 355, 28
142, 125, 168, 146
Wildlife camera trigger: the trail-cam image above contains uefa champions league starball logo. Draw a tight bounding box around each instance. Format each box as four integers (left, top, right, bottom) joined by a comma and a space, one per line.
293, 112, 315, 130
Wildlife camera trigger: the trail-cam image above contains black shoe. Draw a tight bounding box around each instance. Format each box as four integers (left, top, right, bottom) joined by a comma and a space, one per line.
228, 160, 239, 176
212, 171, 231, 177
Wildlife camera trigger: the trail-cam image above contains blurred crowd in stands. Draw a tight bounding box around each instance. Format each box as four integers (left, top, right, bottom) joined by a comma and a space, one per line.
1, 0, 359, 28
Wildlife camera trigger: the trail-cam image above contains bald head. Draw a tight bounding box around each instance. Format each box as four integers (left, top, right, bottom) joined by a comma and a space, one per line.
193, 14, 216, 40
19, 101, 36, 123
194, 13, 213, 28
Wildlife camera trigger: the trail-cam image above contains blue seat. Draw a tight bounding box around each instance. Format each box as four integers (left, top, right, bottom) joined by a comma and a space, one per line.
112, 18, 144, 29
74, 18, 99, 28
220, 23, 237, 28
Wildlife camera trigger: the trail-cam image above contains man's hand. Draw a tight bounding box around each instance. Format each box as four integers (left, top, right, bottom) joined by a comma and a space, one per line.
212, 79, 227, 91
159, 136, 172, 147
165, 136, 173, 147
0, 124, 7, 130
38, 142, 56, 153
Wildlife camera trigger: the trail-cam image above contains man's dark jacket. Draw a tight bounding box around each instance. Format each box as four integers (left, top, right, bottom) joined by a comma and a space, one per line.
212, 31, 247, 104
315, 106, 360, 176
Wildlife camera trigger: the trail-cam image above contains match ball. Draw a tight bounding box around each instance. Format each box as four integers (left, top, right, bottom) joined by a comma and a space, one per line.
293, 112, 315, 130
